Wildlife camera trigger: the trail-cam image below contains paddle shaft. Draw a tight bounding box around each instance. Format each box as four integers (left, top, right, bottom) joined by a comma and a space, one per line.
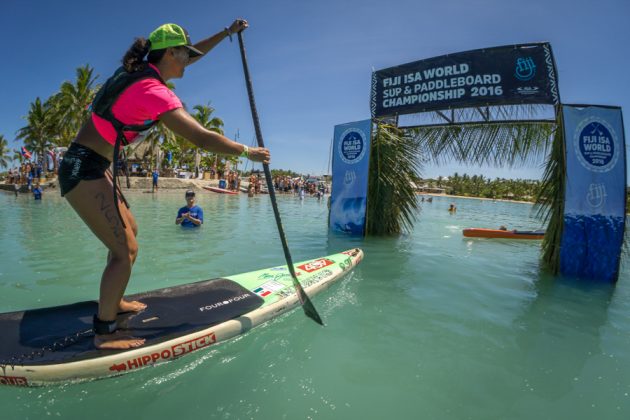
237, 31, 323, 325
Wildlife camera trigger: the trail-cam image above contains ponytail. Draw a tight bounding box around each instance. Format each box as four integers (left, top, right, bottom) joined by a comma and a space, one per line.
122, 38, 150, 72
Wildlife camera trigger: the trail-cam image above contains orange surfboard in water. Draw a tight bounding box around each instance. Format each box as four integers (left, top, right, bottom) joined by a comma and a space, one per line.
463, 228, 545, 240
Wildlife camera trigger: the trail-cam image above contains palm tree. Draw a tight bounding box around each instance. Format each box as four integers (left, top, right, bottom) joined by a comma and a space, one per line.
46, 65, 99, 146
535, 121, 565, 274
158, 137, 179, 171
450, 172, 461, 195
16, 97, 54, 168
12, 149, 25, 165
192, 103, 224, 176
0, 135, 11, 170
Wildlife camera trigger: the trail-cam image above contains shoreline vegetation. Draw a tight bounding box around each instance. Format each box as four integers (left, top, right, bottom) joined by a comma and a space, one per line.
413, 174, 541, 203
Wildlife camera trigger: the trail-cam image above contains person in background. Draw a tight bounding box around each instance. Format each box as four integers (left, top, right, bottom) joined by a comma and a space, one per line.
26, 170, 33, 191
25, 162, 32, 185
152, 168, 159, 192
249, 173, 257, 194
176, 190, 203, 227
20, 163, 26, 185
32, 183, 42, 200
448, 203, 457, 213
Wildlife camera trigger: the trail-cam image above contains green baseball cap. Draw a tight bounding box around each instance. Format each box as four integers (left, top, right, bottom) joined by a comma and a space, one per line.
148, 23, 203, 57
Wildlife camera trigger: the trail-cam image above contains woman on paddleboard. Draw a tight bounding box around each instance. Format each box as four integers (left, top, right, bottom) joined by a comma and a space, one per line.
58, 20, 269, 350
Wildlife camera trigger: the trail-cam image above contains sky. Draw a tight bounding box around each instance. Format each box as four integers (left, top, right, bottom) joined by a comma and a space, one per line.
1, 0, 629, 180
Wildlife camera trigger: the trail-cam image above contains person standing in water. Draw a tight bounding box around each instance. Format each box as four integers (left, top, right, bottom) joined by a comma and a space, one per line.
32, 183, 42, 200
152, 168, 159, 192
175, 190, 203, 227
57, 21, 270, 350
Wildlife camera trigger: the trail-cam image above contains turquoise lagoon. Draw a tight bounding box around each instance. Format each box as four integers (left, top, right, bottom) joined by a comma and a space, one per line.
0, 190, 629, 419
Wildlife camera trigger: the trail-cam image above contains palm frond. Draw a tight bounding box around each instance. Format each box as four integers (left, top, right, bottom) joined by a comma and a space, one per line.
402, 105, 555, 168
0, 135, 10, 169
533, 111, 565, 274
366, 123, 423, 235
412, 121, 555, 168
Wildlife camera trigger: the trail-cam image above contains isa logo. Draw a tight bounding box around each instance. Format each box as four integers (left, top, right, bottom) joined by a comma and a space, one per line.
574, 117, 619, 173
587, 183, 607, 208
339, 128, 368, 164
515, 57, 536, 81
344, 169, 356, 186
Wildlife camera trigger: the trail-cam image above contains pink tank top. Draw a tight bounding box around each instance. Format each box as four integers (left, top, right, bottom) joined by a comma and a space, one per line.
92, 64, 182, 145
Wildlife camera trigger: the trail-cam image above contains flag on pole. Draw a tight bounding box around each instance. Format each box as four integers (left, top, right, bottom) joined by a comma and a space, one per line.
21, 146, 32, 159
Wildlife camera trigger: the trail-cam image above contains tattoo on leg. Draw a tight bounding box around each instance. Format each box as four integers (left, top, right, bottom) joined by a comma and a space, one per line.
96, 192, 126, 245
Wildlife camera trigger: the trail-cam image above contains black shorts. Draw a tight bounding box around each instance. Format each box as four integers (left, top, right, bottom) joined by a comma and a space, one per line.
58, 143, 111, 196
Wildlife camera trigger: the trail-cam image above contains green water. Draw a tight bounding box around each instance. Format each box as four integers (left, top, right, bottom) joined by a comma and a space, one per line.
1, 190, 629, 419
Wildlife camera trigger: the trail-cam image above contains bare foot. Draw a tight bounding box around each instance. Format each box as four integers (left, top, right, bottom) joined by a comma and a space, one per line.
118, 299, 147, 313
94, 331, 146, 349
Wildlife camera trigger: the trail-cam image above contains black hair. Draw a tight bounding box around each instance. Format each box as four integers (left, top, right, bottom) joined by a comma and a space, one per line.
122, 38, 167, 72
147, 48, 167, 65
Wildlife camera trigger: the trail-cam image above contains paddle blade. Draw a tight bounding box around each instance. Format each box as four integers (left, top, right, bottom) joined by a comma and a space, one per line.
298, 289, 324, 326
291, 271, 324, 325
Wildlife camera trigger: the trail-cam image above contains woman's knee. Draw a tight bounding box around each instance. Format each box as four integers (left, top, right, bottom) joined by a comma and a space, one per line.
110, 238, 138, 265
129, 240, 139, 263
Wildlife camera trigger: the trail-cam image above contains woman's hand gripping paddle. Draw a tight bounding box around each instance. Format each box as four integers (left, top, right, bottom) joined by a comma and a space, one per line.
237, 30, 323, 326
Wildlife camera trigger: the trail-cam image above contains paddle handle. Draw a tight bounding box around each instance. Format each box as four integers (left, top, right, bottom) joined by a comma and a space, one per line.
237, 31, 323, 325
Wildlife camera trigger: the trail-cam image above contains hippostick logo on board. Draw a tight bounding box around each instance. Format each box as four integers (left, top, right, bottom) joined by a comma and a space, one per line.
109, 332, 217, 372
574, 117, 619, 173
0, 375, 28, 386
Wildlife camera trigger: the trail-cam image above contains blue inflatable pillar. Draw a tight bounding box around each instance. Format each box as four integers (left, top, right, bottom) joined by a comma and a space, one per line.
559, 104, 626, 282
329, 120, 372, 235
